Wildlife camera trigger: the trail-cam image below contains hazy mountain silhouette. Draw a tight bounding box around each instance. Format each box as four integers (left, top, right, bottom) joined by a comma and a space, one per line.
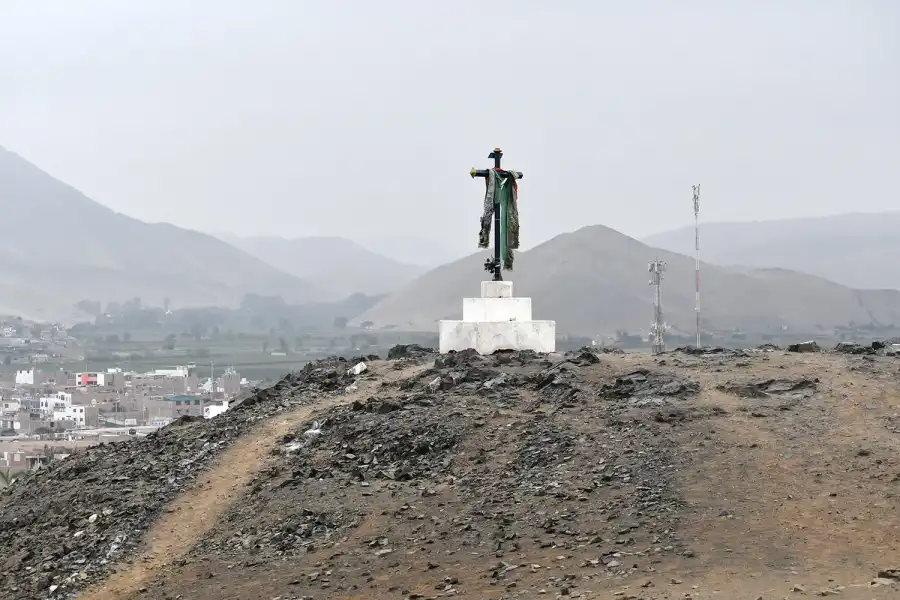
221, 234, 426, 299
357, 224, 900, 335
0, 146, 318, 320
644, 212, 900, 290
355, 235, 468, 268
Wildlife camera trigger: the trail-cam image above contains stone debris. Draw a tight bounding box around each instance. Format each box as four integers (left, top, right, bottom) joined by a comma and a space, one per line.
785, 339, 900, 356
787, 340, 820, 353
564, 346, 624, 365
675, 346, 745, 357
564, 347, 603, 365
386, 343, 436, 361
718, 377, 817, 400
755, 343, 781, 352
347, 361, 368, 376
174, 354, 702, 599
717, 377, 817, 415
835, 341, 871, 354
4, 347, 897, 600
833, 340, 900, 357
599, 369, 700, 401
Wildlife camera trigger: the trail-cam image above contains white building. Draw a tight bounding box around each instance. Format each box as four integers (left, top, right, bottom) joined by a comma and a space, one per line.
39, 392, 72, 415
15, 369, 35, 386
1, 399, 21, 414
153, 366, 190, 378
53, 404, 98, 428
96, 371, 124, 388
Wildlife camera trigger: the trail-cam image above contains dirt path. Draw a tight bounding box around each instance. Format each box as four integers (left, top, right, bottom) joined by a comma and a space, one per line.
663, 353, 900, 598
77, 361, 429, 600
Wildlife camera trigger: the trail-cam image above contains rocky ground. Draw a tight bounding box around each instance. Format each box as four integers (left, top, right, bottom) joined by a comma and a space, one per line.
2, 344, 900, 600
0, 358, 364, 600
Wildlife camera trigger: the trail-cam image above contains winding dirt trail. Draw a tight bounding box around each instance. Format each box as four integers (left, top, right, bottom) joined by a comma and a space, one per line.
77, 361, 428, 600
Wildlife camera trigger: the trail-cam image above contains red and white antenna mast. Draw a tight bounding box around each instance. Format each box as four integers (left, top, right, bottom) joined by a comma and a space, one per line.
692, 184, 701, 348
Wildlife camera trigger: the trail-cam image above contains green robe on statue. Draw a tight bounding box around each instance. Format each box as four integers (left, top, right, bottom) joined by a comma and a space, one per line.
477, 169, 520, 270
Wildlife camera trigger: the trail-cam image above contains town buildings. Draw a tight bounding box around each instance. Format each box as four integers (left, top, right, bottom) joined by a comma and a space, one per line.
2, 363, 246, 434
1, 361, 249, 477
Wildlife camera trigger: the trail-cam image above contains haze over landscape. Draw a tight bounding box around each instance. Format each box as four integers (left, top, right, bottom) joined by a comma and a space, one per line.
2, 1, 898, 247
2, 4, 900, 599
0, 1, 897, 338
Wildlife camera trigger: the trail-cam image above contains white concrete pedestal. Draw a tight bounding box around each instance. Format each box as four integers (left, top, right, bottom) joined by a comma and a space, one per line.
438, 281, 556, 354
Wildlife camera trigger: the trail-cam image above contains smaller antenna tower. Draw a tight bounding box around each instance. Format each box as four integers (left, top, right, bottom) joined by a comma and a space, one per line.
691, 183, 700, 348
648, 259, 667, 355
692, 184, 701, 348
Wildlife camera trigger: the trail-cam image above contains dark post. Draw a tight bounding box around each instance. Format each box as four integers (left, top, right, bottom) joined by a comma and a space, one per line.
470, 148, 524, 282
489, 148, 503, 281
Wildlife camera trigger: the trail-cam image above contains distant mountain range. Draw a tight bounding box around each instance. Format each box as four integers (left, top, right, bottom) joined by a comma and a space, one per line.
357, 224, 900, 335
6, 143, 899, 333
0, 146, 317, 321
354, 235, 468, 268
643, 212, 900, 290
0, 146, 446, 322
219, 234, 427, 300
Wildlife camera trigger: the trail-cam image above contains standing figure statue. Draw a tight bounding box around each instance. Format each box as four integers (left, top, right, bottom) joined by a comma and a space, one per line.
470, 148, 524, 281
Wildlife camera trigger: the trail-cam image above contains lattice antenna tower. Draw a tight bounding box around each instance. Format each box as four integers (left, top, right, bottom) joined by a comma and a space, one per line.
692, 184, 701, 348
648, 259, 667, 355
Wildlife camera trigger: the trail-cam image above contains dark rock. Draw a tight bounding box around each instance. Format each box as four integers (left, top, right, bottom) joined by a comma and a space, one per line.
487, 349, 543, 365
676, 346, 734, 356
434, 349, 482, 369
563, 347, 602, 365
787, 341, 820, 353
834, 342, 872, 355
387, 344, 436, 360
600, 369, 700, 400
718, 378, 816, 400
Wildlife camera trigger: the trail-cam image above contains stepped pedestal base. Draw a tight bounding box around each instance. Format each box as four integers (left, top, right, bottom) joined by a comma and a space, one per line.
462, 297, 532, 322
439, 320, 556, 354
438, 281, 556, 355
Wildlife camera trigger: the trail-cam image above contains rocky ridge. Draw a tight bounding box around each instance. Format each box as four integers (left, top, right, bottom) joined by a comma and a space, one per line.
156, 348, 709, 599
2, 345, 900, 600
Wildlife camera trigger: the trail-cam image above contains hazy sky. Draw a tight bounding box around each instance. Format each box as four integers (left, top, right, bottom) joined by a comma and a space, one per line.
1, 0, 898, 253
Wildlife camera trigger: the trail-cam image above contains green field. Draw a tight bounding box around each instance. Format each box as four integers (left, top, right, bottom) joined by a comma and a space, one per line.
29, 328, 441, 381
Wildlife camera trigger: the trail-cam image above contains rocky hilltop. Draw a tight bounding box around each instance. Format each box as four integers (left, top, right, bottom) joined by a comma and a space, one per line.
2, 346, 900, 600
